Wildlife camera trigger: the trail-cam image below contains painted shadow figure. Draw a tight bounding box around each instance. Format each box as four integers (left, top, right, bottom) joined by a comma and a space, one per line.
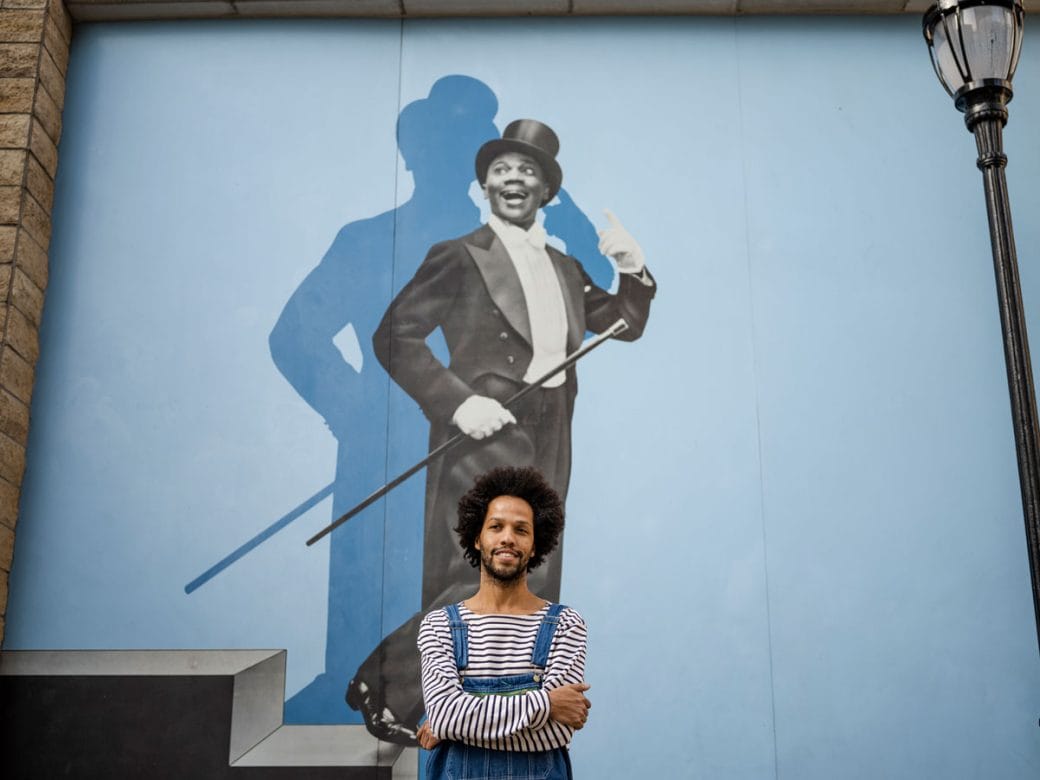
270, 76, 615, 727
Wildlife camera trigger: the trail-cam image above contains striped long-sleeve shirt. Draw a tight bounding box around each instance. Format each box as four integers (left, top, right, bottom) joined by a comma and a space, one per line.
418, 602, 587, 751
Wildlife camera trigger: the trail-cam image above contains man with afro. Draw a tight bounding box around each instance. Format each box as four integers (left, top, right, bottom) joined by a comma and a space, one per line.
416, 465, 590, 779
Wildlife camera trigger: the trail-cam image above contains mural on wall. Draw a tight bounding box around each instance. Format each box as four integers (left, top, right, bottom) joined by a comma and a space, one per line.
6, 17, 1040, 780
270, 74, 655, 740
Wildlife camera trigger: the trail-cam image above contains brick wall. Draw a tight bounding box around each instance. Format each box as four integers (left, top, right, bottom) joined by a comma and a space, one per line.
0, 0, 69, 645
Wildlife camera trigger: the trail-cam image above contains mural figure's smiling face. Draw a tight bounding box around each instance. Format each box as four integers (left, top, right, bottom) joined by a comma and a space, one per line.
475, 495, 535, 583
482, 152, 547, 230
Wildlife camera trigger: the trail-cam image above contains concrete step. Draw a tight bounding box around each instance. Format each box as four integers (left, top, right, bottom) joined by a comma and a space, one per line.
0, 649, 417, 779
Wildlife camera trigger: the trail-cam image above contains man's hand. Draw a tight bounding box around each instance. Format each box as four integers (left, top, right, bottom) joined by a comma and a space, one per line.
452, 395, 517, 440
597, 210, 645, 274
548, 682, 591, 730
416, 722, 441, 750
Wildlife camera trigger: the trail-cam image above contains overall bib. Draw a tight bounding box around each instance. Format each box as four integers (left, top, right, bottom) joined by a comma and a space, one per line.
425, 603, 574, 780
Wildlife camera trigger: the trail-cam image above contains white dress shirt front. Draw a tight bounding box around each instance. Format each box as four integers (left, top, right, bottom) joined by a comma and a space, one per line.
488, 214, 570, 389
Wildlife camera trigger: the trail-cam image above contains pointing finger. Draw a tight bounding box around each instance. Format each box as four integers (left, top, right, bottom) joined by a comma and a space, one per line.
603, 209, 623, 228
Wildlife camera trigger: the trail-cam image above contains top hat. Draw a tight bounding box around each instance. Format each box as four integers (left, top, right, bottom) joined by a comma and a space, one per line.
475, 119, 563, 203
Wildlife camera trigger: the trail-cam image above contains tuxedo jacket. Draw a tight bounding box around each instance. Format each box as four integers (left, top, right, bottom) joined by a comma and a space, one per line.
373, 223, 656, 425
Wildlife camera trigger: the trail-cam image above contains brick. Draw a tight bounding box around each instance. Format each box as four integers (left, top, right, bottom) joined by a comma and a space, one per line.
3, 293, 36, 357
0, 388, 27, 445
37, 46, 62, 111
2, 1, 48, 9
10, 267, 42, 324
0, 77, 33, 112
0, 185, 19, 224
32, 75, 60, 144
46, 0, 70, 46
0, 114, 30, 148
0, 569, 8, 615
41, 11, 66, 75
0, 432, 25, 488
0, 149, 25, 187
24, 152, 50, 212
0, 8, 45, 42
0, 344, 32, 402
0, 476, 18, 529
28, 117, 56, 179
0, 261, 9, 301
0, 226, 14, 262
0, 512, 12, 570
20, 190, 48, 250
0, 43, 38, 78
14, 228, 45, 289
4, 303, 36, 363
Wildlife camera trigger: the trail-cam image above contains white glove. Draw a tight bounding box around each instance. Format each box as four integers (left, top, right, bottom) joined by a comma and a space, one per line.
452, 395, 517, 440
597, 210, 645, 274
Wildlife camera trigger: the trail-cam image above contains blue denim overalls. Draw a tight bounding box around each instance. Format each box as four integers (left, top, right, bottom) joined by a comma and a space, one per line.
425, 603, 574, 780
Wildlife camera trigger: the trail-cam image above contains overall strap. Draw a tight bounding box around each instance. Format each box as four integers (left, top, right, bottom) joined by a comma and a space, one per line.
530, 603, 567, 668
443, 603, 469, 670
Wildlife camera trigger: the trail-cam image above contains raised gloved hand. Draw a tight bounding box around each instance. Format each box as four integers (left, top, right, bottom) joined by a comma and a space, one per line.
452, 395, 517, 440
597, 210, 645, 274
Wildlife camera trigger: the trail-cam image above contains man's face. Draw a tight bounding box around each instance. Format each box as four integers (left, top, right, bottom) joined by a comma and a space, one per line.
474, 495, 536, 583
482, 151, 548, 230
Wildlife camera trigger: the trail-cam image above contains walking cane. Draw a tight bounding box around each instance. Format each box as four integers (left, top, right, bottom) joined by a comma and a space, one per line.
184, 318, 629, 592
304, 317, 629, 546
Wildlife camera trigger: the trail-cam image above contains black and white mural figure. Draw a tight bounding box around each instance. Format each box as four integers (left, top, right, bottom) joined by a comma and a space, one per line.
349, 119, 656, 743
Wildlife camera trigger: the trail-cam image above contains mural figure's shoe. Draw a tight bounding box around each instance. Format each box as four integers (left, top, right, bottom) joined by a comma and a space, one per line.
346, 677, 419, 746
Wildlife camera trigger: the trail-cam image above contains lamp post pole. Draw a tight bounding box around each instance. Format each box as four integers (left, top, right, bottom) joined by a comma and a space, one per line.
970, 101, 1040, 653
923, 0, 1040, 651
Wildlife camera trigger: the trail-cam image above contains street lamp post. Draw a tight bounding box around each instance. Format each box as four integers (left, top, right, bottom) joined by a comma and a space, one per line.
922, 0, 1040, 652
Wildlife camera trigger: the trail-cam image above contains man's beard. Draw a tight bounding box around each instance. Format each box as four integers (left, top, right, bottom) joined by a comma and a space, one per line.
480, 547, 529, 584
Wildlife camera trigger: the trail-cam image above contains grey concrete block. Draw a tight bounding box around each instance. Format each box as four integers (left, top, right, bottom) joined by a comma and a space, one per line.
0, 649, 416, 776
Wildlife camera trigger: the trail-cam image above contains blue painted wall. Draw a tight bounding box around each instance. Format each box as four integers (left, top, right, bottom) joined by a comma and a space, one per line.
6, 15, 1040, 779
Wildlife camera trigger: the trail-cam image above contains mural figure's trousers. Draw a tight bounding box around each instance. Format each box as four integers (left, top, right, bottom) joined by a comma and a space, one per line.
354, 385, 574, 725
